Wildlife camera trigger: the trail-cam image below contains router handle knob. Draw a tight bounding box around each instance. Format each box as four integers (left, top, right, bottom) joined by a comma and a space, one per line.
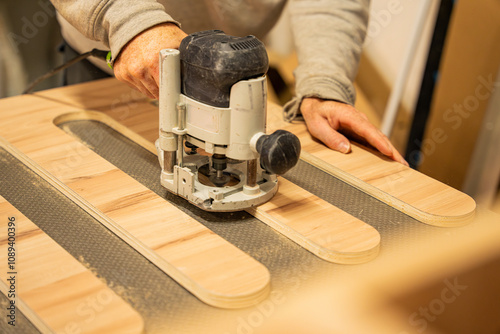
256, 130, 301, 175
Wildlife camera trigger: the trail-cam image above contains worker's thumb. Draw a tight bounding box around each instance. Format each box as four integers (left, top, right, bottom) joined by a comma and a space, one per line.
328, 134, 351, 154
309, 119, 351, 154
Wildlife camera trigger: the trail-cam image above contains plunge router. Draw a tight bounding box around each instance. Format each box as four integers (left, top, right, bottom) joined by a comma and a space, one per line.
155, 30, 300, 211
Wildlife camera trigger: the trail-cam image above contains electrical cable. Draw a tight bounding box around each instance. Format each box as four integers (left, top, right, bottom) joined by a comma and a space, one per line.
23, 49, 109, 94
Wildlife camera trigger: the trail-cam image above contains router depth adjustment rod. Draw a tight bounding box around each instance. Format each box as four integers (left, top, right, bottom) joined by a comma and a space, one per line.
156, 30, 300, 212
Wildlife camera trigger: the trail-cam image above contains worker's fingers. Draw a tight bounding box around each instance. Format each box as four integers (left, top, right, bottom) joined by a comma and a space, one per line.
140, 72, 159, 99
150, 61, 161, 93
112, 23, 187, 100
116, 69, 155, 99
335, 106, 408, 165
133, 78, 156, 100
301, 97, 408, 165
338, 114, 408, 166
137, 59, 160, 99
113, 63, 159, 100
303, 107, 351, 153
337, 111, 393, 157
384, 136, 408, 166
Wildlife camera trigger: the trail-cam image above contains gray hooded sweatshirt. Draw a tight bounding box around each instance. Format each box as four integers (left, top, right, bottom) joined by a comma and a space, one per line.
51, 0, 369, 118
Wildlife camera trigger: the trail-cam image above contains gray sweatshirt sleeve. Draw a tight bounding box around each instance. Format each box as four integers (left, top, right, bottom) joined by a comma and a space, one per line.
284, 0, 369, 121
50, 0, 179, 62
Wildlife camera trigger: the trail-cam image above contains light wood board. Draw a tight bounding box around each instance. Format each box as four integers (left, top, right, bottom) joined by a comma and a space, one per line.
265, 104, 476, 227
35, 78, 476, 226
57, 110, 380, 264
34, 81, 381, 264
0, 89, 381, 322
0, 197, 144, 334
251, 210, 500, 334
0, 95, 271, 309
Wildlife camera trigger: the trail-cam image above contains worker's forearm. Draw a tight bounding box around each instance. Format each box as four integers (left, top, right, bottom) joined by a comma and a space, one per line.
50, 0, 178, 60
288, 0, 370, 106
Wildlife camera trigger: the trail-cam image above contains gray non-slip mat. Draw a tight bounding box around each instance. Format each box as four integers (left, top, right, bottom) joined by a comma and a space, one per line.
0, 120, 436, 333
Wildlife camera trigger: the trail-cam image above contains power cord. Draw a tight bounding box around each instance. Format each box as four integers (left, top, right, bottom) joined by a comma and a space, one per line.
23, 49, 110, 94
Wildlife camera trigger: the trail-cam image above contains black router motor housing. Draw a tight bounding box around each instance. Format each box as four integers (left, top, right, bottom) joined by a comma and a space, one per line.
179, 30, 269, 108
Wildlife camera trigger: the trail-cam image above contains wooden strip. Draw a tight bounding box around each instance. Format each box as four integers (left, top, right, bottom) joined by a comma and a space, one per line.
248, 178, 380, 264
0, 280, 53, 334
0, 197, 144, 333
26, 84, 380, 264
0, 95, 270, 309
58, 110, 380, 264
33, 78, 147, 111
265, 103, 476, 227
38, 79, 475, 226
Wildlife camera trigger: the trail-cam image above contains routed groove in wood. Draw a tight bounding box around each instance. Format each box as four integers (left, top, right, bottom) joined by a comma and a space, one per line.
58, 117, 381, 264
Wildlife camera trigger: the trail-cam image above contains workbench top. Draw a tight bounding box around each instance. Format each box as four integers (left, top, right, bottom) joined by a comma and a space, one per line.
0, 78, 498, 334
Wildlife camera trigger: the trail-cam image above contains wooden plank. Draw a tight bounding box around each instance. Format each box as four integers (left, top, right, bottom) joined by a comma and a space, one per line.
0, 95, 271, 309
81, 86, 472, 227
55, 110, 380, 264
265, 103, 476, 227
24, 83, 381, 265
0, 197, 144, 333
33, 78, 147, 111
34, 78, 475, 226
248, 178, 380, 264
250, 210, 500, 334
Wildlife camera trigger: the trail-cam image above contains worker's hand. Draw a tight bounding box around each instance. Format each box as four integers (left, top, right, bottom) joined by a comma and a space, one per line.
113, 23, 187, 99
300, 97, 408, 165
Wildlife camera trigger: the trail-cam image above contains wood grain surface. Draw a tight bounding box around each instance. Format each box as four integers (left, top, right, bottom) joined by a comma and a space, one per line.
34, 80, 381, 264
56, 109, 380, 264
0, 197, 144, 334
18, 77, 486, 334
35, 78, 476, 226
0, 95, 271, 309
265, 103, 476, 227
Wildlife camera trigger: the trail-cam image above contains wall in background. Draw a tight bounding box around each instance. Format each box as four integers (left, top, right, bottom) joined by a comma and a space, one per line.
266, 0, 440, 118
0, 2, 27, 97
0, 0, 62, 98
418, 0, 500, 192
266, 0, 500, 206
363, 0, 440, 114
3, 0, 436, 109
